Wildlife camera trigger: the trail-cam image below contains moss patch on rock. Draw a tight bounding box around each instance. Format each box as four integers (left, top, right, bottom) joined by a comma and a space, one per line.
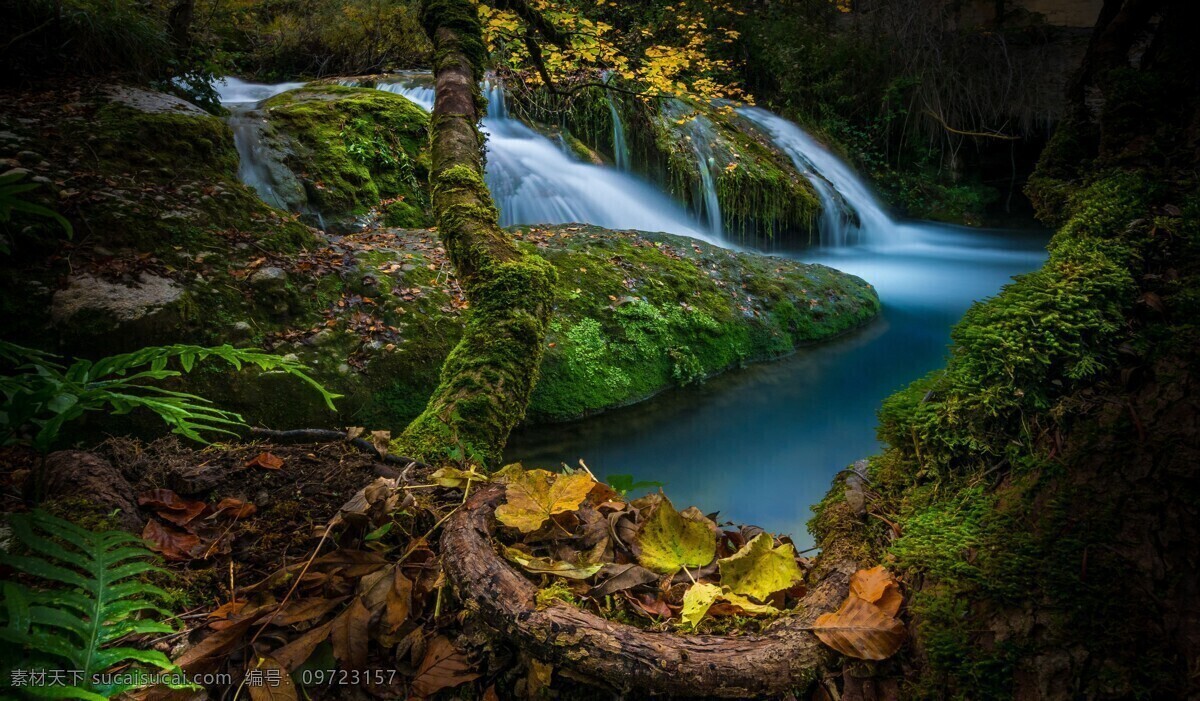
261, 85, 432, 228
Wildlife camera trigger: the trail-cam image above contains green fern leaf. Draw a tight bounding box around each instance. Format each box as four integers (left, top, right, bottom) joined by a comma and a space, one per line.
0, 511, 183, 699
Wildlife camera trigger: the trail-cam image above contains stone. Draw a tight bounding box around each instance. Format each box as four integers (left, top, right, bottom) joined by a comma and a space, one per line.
51, 273, 183, 324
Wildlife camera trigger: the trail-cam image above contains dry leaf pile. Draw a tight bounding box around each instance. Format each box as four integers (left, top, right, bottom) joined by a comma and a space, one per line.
489, 465, 814, 633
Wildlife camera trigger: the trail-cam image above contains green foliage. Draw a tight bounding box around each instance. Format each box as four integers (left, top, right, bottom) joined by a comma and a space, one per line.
0, 172, 73, 255
224, 0, 431, 80
605, 474, 664, 496
0, 510, 185, 700
0, 342, 339, 452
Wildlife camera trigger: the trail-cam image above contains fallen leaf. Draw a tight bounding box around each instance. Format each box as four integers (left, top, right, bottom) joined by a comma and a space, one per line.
247, 656, 298, 701
679, 583, 780, 630
311, 549, 389, 577
849, 565, 903, 617
246, 452, 284, 470
386, 570, 413, 633
718, 533, 804, 601
410, 636, 480, 697
274, 597, 347, 626
212, 497, 257, 520
138, 489, 208, 526
812, 595, 906, 660
633, 495, 716, 575
431, 466, 488, 489
494, 468, 595, 534
330, 598, 370, 670
588, 563, 660, 597
174, 616, 260, 674
680, 582, 721, 630
346, 426, 365, 440
142, 520, 201, 561
370, 430, 391, 458
207, 600, 248, 621
503, 547, 603, 580
272, 621, 333, 671
623, 591, 674, 619
526, 658, 553, 698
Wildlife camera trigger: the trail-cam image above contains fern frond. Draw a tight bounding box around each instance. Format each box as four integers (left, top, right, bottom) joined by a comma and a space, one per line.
0, 511, 183, 699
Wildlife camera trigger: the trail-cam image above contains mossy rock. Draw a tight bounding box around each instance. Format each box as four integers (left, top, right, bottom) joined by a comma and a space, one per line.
260, 85, 432, 229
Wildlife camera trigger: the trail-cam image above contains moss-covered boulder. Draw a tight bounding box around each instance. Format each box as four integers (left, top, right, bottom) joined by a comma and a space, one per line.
259, 85, 431, 229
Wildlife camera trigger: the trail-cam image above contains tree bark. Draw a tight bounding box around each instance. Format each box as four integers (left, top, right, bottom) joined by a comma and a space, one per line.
393, 0, 556, 468
442, 484, 854, 697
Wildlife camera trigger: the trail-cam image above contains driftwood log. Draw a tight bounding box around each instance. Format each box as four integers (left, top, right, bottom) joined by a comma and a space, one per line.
442, 484, 855, 697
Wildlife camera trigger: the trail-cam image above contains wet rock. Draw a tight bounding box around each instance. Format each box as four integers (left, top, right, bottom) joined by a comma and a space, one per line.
102, 85, 209, 116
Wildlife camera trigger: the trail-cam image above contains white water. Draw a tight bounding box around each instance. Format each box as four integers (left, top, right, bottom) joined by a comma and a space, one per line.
604, 91, 631, 171
373, 76, 718, 243
215, 78, 308, 212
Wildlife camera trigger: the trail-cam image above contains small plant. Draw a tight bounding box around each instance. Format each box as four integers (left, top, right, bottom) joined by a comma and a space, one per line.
0, 510, 187, 699
0, 342, 340, 452
0, 171, 73, 254
606, 473, 664, 496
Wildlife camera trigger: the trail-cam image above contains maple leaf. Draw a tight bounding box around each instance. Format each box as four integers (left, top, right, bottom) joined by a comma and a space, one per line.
633, 495, 716, 575
717, 533, 804, 601
494, 468, 595, 533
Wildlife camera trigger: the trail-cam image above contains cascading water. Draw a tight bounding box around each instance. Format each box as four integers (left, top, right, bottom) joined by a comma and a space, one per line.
668, 102, 725, 238
373, 75, 718, 242
604, 90, 631, 172
215, 78, 306, 212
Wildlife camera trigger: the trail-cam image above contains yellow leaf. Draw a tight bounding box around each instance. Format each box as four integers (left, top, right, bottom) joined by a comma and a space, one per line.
503, 546, 603, 580
717, 533, 804, 601
495, 468, 595, 533
633, 495, 716, 575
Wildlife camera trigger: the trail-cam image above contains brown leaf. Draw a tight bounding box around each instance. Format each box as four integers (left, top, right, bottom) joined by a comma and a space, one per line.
247, 657, 298, 701
849, 566, 903, 617
370, 430, 391, 458
812, 595, 905, 660
411, 636, 479, 698
274, 597, 347, 626
174, 616, 259, 674
623, 591, 674, 619
330, 598, 370, 670
588, 563, 659, 597
386, 571, 413, 633
246, 452, 284, 470
311, 549, 389, 578
142, 520, 201, 561
138, 489, 208, 526
482, 686, 500, 701
272, 621, 333, 671
212, 497, 257, 520
207, 600, 248, 621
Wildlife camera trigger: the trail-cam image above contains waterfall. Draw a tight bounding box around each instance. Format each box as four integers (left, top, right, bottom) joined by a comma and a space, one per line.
739, 107, 894, 247
374, 76, 717, 243
603, 89, 631, 171
215, 78, 306, 212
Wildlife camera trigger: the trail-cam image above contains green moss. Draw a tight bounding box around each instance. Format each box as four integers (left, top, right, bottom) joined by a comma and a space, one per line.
263, 85, 431, 225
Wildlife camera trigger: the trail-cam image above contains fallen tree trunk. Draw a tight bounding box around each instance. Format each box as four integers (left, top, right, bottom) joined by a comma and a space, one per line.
442, 484, 855, 697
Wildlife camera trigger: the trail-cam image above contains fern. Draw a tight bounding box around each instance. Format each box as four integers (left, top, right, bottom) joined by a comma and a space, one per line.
0, 342, 342, 452
0, 511, 185, 699
0, 171, 73, 254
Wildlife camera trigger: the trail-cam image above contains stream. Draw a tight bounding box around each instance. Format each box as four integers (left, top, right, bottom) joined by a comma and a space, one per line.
218, 77, 1048, 548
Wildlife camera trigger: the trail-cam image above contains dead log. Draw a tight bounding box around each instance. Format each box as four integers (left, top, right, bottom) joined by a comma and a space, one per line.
442, 484, 855, 697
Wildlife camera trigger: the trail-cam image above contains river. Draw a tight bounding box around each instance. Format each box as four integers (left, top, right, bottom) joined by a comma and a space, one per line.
217, 77, 1048, 547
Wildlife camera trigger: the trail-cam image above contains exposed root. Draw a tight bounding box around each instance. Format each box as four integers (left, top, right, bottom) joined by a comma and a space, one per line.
441, 484, 856, 697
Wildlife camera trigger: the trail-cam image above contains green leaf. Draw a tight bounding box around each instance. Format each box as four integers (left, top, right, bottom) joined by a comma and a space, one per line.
502, 547, 604, 580
0, 511, 180, 697
717, 533, 804, 602
633, 495, 716, 575
678, 583, 780, 630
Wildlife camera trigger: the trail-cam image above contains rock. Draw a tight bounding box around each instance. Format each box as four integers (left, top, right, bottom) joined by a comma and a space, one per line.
16, 150, 41, 164
102, 85, 210, 116
250, 266, 288, 289
51, 273, 183, 324
41, 451, 142, 530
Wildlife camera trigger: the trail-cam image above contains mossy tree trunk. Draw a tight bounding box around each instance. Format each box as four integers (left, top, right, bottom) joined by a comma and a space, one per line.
393, 0, 556, 468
